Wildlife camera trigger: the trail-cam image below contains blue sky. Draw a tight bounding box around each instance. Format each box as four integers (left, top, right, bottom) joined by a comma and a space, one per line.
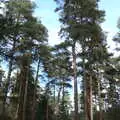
33, 0, 61, 45
99, 0, 120, 51
33, 0, 120, 50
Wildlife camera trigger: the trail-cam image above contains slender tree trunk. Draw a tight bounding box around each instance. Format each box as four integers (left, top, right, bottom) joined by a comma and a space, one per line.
56, 86, 62, 115
15, 76, 22, 120
90, 75, 93, 120
0, 70, 3, 85
58, 86, 62, 103
82, 44, 88, 120
62, 78, 65, 104
72, 41, 78, 120
32, 59, 40, 120
98, 79, 103, 120
86, 73, 93, 120
22, 65, 29, 120
54, 82, 56, 106
83, 67, 87, 120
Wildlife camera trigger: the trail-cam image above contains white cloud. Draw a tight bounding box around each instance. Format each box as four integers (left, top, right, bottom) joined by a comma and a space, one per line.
48, 28, 62, 46
102, 26, 118, 56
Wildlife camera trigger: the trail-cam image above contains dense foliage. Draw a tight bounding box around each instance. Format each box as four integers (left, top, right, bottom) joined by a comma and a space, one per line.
0, 0, 120, 120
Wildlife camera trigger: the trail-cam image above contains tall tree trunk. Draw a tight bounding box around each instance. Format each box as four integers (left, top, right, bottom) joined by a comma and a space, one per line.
72, 41, 78, 120
56, 86, 62, 115
17, 56, 30, 120
22, 65, 29, 120
83, 63, 87, 120
62, 78, 65, 105
54, 82, 56, 106
15, 79, 22, 120
98, 78, 103, 120
57, 86, 62, 104
32, 59, 40, 120
86, 73, 93, 120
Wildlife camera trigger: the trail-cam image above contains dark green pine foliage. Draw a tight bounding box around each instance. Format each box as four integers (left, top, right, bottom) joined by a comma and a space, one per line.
54, 0, 107, 120
111, 17, 120, 107
0, 0, 48, 119
104, 61, 119, 107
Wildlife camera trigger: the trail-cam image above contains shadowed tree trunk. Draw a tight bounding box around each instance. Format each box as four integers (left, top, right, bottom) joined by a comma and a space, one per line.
32, 59, 40, 120
22, 65, 29, 120
17, 55, 30, 120
98, 77, 103, 120
72, 41, 78, 120
86, 73, 93, 120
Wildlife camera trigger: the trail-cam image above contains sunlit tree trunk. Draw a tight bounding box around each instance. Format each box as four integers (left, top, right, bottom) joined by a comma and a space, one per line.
58, 86, 62, 104
62, 78, 65, 104
54, 82, 56, 106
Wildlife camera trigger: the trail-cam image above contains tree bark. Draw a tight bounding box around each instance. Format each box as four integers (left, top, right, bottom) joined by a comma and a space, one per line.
54, 82, 56, 106
22, 65, 29, 120
98, 78, 103, 120
32, 59, 40, 120
62, 78, 65, 104
86, 73, 93, 120
15, 77, 22, 120
57, 86, 62, 104
72, 41, 78, 120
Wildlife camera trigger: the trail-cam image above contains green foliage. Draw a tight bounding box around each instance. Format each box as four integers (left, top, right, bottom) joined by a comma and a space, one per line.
0, 0, 120, 120
57, 101, 71, 120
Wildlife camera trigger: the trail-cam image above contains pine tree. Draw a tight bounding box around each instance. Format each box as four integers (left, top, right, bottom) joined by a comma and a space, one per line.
54, 1, 107, 120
